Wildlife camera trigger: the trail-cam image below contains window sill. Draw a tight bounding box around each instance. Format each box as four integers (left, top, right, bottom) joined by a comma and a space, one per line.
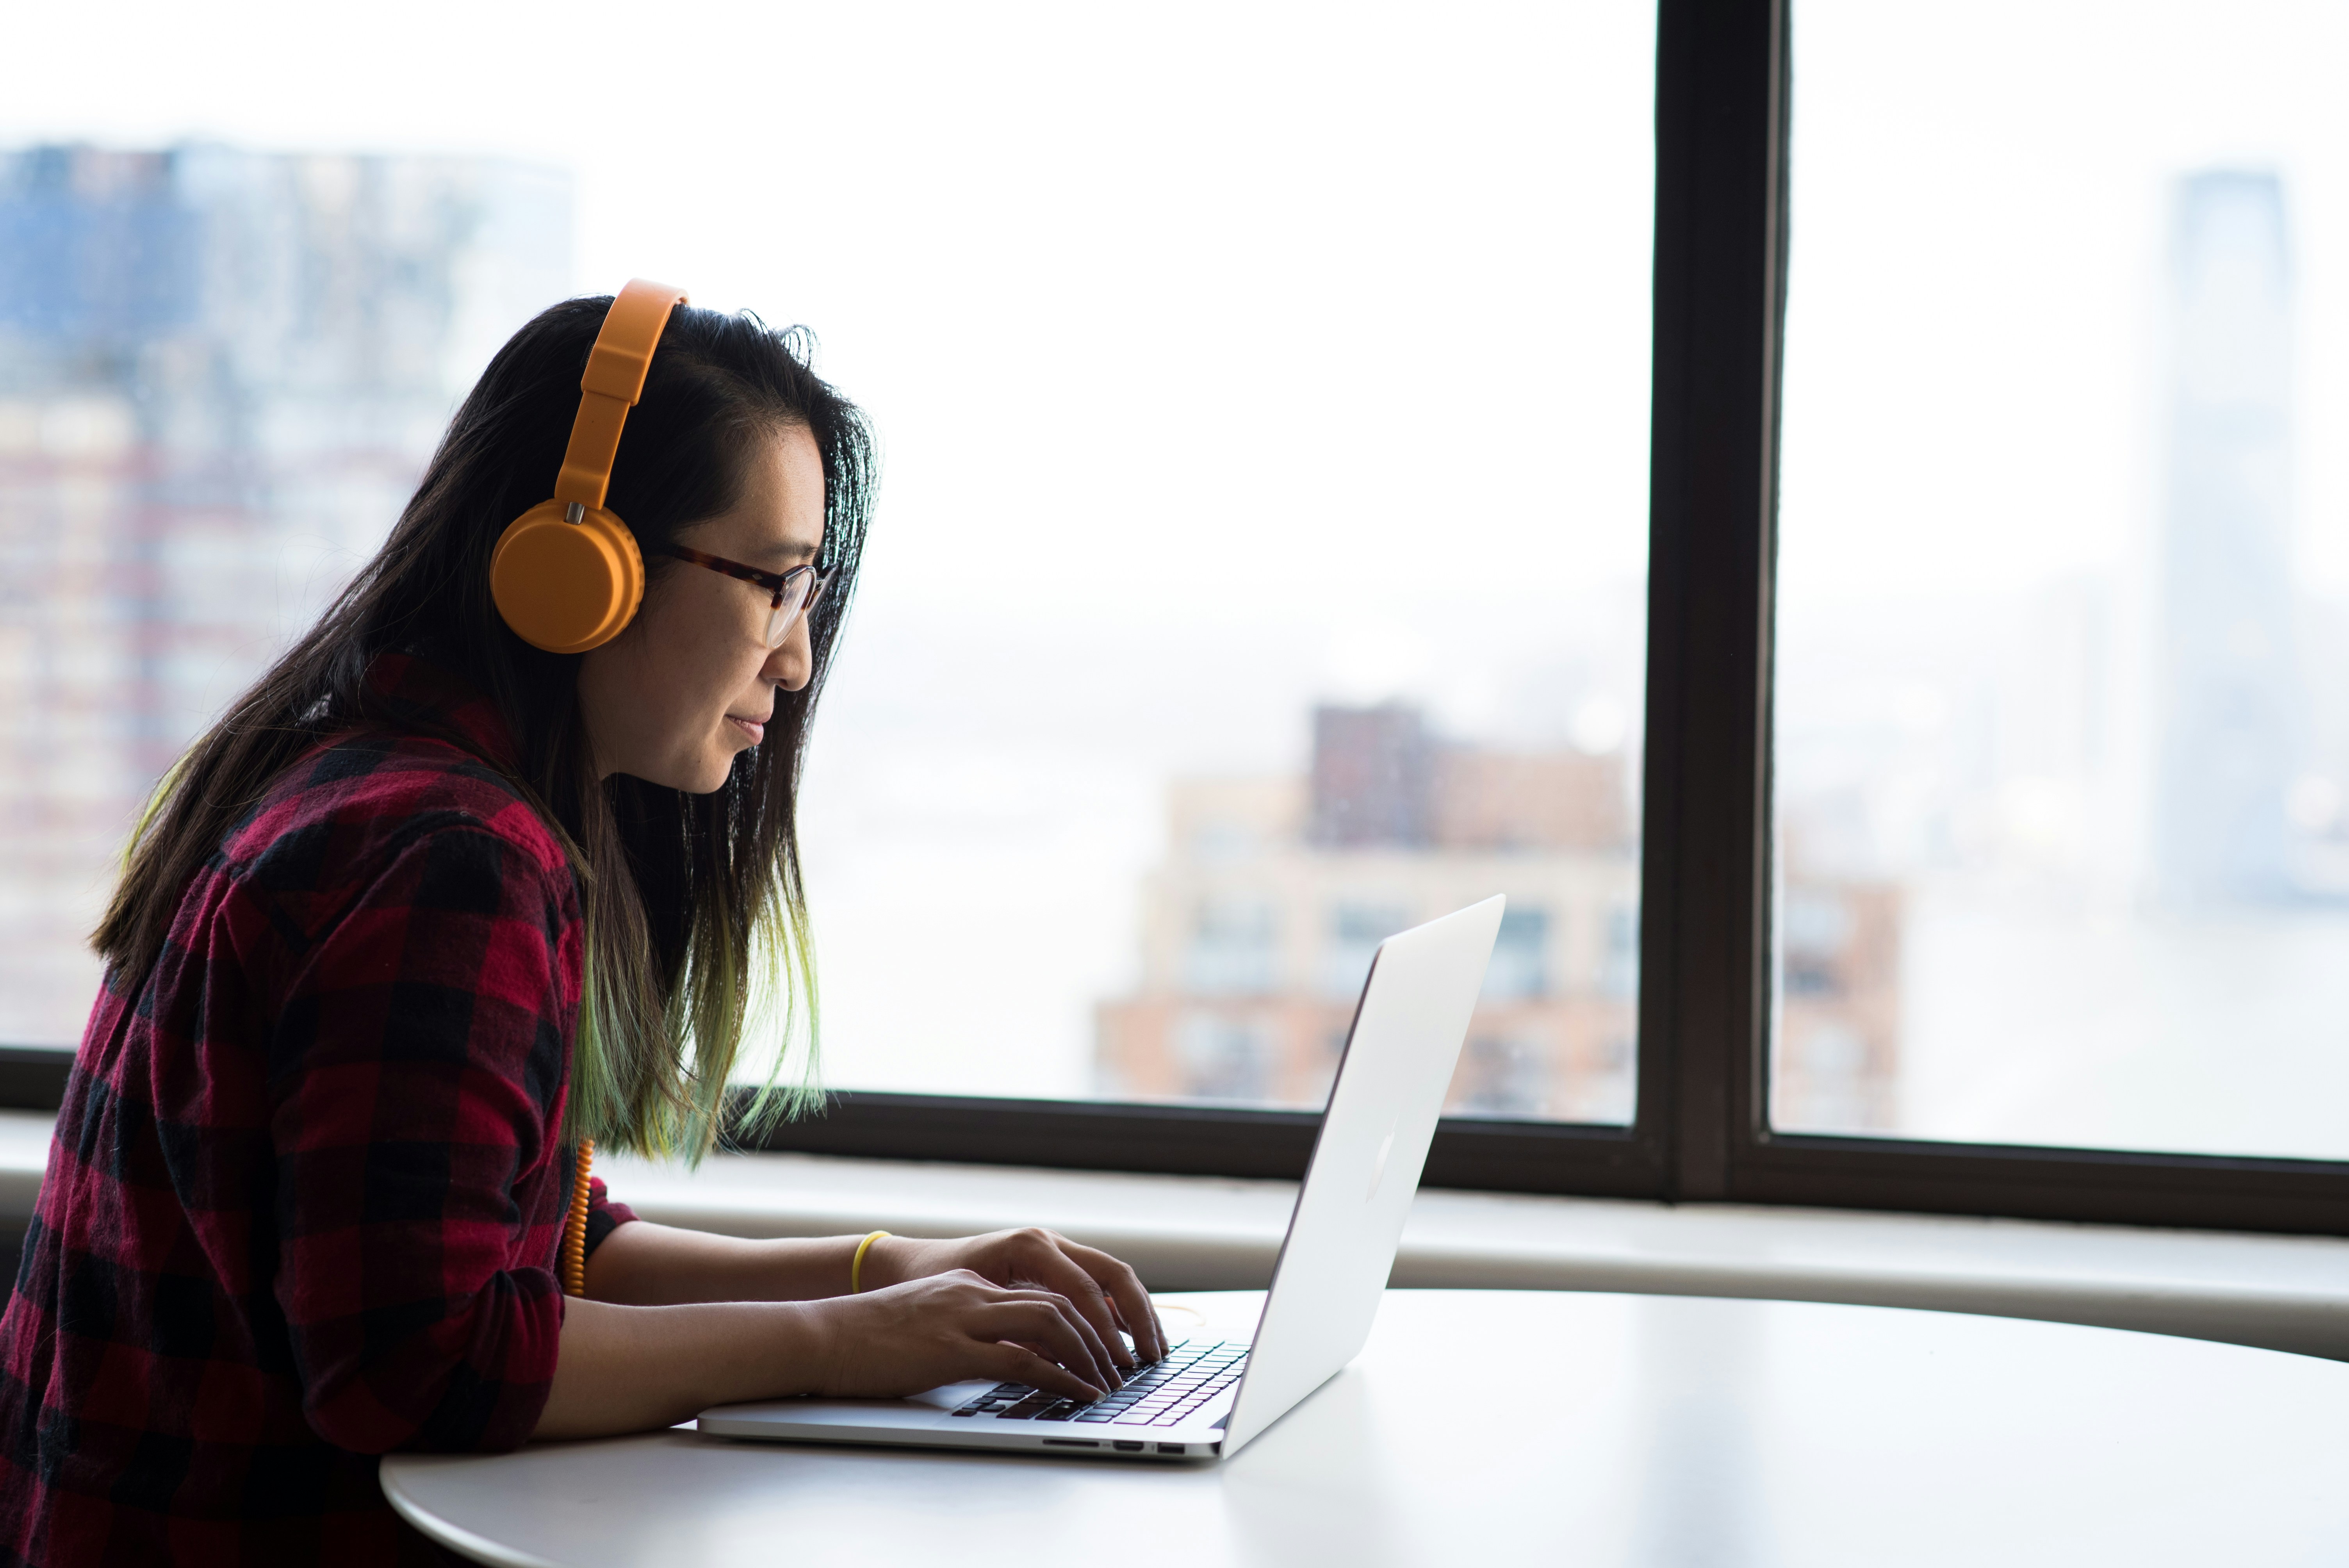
5, 1108, 2344, 1360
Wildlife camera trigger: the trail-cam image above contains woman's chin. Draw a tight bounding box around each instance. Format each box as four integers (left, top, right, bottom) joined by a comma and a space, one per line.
620, 750, 737, 795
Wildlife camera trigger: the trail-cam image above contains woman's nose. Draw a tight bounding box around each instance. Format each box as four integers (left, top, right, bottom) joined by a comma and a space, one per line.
766, 620, 813, 691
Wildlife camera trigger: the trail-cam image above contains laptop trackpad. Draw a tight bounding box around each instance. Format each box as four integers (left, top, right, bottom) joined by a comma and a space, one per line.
905, 1380, 997, 1412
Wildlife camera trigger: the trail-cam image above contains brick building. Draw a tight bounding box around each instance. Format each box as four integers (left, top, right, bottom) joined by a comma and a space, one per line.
1096, 702, 1900, 1129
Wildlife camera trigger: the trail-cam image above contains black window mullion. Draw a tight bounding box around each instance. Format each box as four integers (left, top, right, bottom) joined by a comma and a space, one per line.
1640, 0, 1789, 1204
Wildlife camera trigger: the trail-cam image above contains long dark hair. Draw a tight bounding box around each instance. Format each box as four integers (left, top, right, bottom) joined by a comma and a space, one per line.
94, 297, 874, 1159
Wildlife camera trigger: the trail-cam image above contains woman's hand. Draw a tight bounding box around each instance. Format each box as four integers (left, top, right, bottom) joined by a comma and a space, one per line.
804, 1270, 1127, 1402
860, 1229, 1169, 1367
536, 1226, 1171, 1438
537, 1267, 1124, 1439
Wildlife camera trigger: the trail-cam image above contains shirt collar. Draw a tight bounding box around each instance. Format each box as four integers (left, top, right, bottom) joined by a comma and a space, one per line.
359, 650, 526, 774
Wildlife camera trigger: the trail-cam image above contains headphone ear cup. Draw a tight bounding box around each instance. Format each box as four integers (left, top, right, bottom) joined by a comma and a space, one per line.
490, 501, 646, 654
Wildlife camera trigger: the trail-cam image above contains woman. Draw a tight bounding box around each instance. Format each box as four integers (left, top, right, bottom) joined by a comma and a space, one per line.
0, 292, 1164, 1564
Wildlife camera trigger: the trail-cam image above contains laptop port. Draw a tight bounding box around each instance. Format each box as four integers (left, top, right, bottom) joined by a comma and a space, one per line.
1041, 1439, 1099, 1448
1113, 1441, 1145, 1452
1157, 1443, 1186, 1455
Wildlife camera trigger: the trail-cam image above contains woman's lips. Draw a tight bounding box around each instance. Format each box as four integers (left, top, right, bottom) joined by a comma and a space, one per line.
727, 716, 765, 744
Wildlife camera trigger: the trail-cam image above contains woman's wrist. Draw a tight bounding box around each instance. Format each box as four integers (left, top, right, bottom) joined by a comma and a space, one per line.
542, 1295, 833, 1437
773, 1296, 839, 1398
852, 1232, 918, 1294
704, 1297, 840, 1404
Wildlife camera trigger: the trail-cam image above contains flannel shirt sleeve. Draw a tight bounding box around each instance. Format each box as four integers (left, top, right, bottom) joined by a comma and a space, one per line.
586, 1175, 638, 1254
265, 821, 579, 1455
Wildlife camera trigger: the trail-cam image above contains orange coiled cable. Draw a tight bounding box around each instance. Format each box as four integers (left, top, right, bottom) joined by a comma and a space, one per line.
561, 1139, 594, 1297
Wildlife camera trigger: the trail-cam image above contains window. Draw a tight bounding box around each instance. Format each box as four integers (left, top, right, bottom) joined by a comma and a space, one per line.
1624, 0, 2349, 1235
1170, 1012, 1275, 1106
0, 149, 567, 1044
1482, 909, 1551, 1001
0, 4, 1661, 1150
7, 0, 2347, 1233
1182, 900, 1281, 1000
1777, 0, 2349, 1161
784, 15, 1660, 1126
1325, 902, 1413, 1004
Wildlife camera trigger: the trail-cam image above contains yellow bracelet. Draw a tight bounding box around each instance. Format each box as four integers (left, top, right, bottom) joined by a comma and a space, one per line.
850, 1230, 891, 1295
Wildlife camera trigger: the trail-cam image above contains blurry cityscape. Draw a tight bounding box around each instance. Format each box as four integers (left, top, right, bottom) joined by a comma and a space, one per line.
0, 143, 569, 1043
1097, 164, 2347, 1141
1093, 702, 1900, 1126
4, 140, 2344, 1159
1774, 167, 2349, 1153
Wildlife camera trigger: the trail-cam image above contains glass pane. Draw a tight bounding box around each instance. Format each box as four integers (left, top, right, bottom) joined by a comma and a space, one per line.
2, 3, 1654, 1125
0, 151, 571, 1046
1777, 1, 2349, 1157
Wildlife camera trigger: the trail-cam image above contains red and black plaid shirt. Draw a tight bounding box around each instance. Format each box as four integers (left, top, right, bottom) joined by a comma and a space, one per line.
0, 653, 636, 1565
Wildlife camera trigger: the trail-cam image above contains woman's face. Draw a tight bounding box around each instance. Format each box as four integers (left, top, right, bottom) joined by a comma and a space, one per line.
577, 424, 828, 793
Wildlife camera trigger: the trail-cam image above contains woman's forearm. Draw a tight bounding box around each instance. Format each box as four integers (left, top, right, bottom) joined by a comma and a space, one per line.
535, 1295, 828, 1438
536, 1268, 1123, 1440
539, 1221, 1168, 1442
582, 1219, 867, 1306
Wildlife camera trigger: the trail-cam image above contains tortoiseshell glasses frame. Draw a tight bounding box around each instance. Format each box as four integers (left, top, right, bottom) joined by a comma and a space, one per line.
662, 544, 833, 649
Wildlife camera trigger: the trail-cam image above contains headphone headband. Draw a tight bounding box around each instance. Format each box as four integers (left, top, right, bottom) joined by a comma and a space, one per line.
552, 279, 688, 511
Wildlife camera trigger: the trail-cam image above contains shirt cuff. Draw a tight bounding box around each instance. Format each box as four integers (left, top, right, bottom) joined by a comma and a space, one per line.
583, 1174, 638, 1255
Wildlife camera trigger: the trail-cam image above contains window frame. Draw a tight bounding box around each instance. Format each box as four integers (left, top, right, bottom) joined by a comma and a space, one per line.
1638, 0, 2349, 1236
7, 0, 2349, 1237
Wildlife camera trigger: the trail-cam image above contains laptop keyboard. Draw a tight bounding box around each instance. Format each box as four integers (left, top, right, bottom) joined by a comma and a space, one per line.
950, 1338, 1248, 1428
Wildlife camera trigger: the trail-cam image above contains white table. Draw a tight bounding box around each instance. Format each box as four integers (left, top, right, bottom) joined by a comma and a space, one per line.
383, 1290, 2349, 1566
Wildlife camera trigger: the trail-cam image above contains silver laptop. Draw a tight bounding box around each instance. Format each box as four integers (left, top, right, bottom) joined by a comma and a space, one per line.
697, 894, 1505, 1463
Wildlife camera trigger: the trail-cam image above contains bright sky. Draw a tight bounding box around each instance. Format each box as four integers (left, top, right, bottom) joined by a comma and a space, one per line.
27, 2, 2337, 651
1783, 0, 2349, 603
0, 0, 1658, 657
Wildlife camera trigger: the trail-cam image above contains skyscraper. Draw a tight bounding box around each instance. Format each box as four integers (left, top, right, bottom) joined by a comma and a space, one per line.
0, 144, 570, 1043
2152, 169, 2299, 907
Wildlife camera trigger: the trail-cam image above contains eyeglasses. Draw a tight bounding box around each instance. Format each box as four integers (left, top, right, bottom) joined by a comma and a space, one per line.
662, 544, 832, 649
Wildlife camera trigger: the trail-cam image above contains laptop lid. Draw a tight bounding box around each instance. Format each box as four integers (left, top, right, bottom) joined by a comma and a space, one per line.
1217, 894, 1505, 1457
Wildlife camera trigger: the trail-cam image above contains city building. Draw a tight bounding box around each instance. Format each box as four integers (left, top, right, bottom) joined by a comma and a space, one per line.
1097, 701, 1901, 1128
1774, 861, 1903, 1134
2153, 169, 2300, 907
0, 143, 569, 1044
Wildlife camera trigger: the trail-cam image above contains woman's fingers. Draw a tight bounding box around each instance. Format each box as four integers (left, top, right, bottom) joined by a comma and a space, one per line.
1009, 1292, 1123, 1390
983, 1343, 1102, 1404
1060, 1241, 1167, 1361
919, 1228, 1169, 1366
1022, 1235, 1164, 1363
1001, 1236, 1137, 1368
976, 1298, 1114, 1395
813, 1270, 1160, 1402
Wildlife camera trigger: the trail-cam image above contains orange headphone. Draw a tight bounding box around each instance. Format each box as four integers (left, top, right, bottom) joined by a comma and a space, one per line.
490, 279, 689, 654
